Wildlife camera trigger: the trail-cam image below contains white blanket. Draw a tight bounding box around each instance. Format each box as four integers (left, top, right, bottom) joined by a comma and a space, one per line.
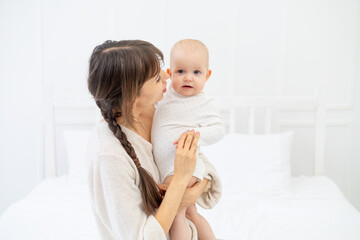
0, 176, 100, 240
198, 175, 360, 240
1, 175, 360, 240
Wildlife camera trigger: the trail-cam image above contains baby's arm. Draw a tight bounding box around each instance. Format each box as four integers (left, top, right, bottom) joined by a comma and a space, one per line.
194, 99, 225, 146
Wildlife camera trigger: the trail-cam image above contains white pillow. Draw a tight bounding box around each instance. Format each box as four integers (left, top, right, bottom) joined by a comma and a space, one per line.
63, 129, 92, 183
201, 131, 293, 194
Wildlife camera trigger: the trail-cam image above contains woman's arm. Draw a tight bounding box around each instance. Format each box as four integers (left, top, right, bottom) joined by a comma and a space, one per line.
154, 130, 200, 235
91, 154, 167, 240
158, 178, 209, 214
89, 129, 199, 239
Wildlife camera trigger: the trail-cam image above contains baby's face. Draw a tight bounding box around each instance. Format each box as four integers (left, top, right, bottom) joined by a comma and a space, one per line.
169, 49, 211, 97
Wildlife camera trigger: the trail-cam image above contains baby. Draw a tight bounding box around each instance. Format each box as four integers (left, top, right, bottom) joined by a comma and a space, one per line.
152, 39, 225, 240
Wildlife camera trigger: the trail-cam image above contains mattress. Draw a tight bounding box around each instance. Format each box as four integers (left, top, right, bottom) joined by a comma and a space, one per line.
0, 175, 360, 240
198, 175, 360, 240
0, 176, 100, 240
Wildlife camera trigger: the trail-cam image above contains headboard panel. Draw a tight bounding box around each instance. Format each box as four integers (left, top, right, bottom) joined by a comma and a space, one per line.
42, 93, 326, 179
214, 96, 326, 176
42, 95, 101, 178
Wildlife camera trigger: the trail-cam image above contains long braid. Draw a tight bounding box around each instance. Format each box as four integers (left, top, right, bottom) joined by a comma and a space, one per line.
96, 100, 163, 215
88, 40, 165, 216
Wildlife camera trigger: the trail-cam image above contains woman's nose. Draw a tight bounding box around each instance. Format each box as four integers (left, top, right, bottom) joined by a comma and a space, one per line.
160, 69, 170, 82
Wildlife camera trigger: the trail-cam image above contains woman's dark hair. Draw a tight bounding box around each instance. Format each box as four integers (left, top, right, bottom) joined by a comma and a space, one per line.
87, 40, 164, 215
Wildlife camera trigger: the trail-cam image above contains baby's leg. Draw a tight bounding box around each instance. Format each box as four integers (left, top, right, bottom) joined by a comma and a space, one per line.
163, 175, 198, 240
185, 177, 216, 240
186, 204, 217, 240
169, 207, 191, 240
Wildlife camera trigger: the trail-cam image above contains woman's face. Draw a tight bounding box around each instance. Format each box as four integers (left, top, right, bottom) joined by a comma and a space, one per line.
136, 69, 169, 106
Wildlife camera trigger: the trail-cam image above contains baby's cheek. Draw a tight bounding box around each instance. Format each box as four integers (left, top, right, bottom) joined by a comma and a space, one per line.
172, 79, 179, 88
172, 80, 181, 91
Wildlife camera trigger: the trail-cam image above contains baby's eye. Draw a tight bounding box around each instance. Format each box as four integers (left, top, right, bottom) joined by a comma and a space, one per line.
177, 70, 184, 74
194, 70, 201, 74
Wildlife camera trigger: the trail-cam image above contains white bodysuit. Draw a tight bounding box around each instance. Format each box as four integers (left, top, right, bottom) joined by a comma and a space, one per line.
152, 84, 225, 183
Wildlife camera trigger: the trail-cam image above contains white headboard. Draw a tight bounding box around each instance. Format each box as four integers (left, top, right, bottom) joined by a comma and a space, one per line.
42, 90, 327, 179
42, 95, 101, 179
215, 95, 326, 176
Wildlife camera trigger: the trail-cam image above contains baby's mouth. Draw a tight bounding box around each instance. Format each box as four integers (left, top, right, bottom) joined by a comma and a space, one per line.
182, 85, 193, 89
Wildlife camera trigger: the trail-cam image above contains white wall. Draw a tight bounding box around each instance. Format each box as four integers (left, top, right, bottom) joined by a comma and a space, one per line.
285, 0, 360, 210
0, 0, 43, 215
0, 0, 359, 215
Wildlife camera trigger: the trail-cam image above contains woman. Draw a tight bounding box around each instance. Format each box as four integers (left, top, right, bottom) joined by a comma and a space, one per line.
86, 40, 221, 239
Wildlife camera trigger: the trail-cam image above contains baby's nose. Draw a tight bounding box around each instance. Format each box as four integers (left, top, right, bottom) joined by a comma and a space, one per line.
184, 74, 192, 81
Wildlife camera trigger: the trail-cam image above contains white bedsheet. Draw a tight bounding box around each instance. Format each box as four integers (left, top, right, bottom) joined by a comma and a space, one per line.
1, 175, 360, 240
198, 175, 360, 240
0, 176, 100, 240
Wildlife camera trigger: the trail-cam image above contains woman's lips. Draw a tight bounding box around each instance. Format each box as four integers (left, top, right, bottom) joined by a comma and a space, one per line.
163, 88, 167, 93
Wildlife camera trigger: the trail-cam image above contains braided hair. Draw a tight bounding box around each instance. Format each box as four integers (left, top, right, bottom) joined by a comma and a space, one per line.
88, 40, 164, 215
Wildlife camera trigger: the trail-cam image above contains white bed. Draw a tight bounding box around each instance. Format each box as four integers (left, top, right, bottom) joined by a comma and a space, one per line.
0, 95, 360, 240
1, 175, 359, 239
0, 176, 100, 240
198, 174, 360, 239
0, 175, 360, 240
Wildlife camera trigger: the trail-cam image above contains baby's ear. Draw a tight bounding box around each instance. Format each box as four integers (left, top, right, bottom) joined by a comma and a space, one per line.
166, 68, 172, 77
206, 69, 212, 81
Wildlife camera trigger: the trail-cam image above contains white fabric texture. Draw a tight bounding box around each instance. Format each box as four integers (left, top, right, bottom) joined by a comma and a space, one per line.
152, 84, 225, 183
1, 175, 359, 240
197, 175, 360, 240
201, 132, 293, 194
0, 176, 101, 240
85, 121, 221, 240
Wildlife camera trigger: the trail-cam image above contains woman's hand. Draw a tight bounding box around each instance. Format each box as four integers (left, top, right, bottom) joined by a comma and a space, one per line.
172, 129, 200, 183
158, 178, 210, 216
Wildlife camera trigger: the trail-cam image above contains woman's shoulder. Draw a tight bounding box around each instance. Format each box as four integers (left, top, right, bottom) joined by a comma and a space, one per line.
89, 121, 154, 171
88, 122, 143, 183
91, 121, 128, 158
